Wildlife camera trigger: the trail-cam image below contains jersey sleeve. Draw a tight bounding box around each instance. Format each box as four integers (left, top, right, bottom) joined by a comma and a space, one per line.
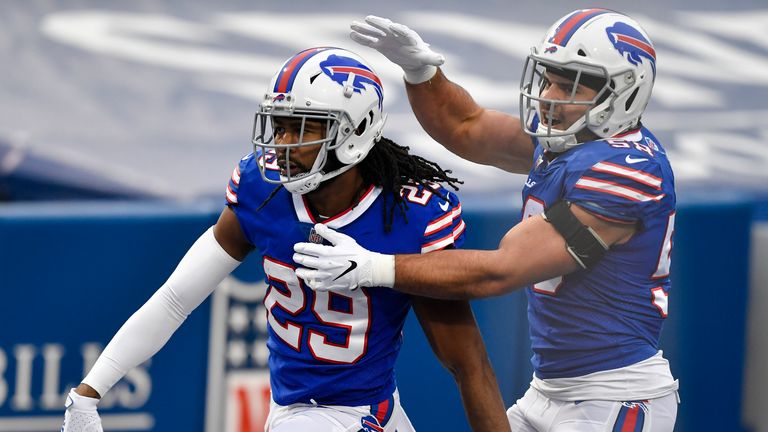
420, 188, 466, 253
224, 153, 254, 208
223, 152, 265, 244
225, 160, 244, 207
563, 153, 667, 223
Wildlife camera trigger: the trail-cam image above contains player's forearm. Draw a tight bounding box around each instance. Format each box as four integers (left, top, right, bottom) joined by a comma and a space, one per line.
405, 69, 484, 158
393, 215, 581, 298
443, 315, 510, 432
82, 284, 189, 396
413, 298, 510, 431
394, 249, 515, 299
445, 326, 510, 431
405, 70, 532, 173
455, 365, 511, 432
82, 227, 241, 396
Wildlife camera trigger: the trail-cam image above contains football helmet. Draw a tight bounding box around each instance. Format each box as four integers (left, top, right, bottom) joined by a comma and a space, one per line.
253, 47, 387, 194
519, 9, 656, 152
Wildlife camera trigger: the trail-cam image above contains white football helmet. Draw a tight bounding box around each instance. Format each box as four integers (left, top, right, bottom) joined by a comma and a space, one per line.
253, 47, 387, 194
520, 9, 657, 152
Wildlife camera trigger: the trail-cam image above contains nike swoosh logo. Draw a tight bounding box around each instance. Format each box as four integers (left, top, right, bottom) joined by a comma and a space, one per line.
439, 193, 451, 211
625, 155, 649, 164
333, 260, 358, 281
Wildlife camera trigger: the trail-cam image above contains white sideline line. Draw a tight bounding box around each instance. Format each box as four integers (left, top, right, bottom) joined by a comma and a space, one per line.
0, 413, 154, 431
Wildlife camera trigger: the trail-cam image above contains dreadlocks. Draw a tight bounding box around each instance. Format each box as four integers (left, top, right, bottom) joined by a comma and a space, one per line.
359, 136, 462, 232
256, 137, 463, 231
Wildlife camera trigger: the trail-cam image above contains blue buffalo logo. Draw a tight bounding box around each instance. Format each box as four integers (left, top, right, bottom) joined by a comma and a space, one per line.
606, 22, 656, 77
544, 45, 558, 54
320, 54, 384, 108
272, 93, 286, 102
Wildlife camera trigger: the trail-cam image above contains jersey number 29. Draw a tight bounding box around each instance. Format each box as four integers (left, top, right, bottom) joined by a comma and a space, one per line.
263, 257, 370, 364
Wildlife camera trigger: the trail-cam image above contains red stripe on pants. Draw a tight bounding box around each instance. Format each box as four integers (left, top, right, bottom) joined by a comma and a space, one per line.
621, 405, 639, 432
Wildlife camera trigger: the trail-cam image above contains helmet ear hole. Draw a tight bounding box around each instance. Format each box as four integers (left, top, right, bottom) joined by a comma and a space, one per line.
355, 110, 375, 136
356, 118, 368, 136
625, 88, 639, 111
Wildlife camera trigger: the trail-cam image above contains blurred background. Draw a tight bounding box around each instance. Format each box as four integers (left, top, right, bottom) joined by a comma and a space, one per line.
1, 0, 767, 431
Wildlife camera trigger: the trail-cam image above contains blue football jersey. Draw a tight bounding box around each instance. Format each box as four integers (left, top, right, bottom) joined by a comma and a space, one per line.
224, 151, 466, 406
523, 127, 675, 379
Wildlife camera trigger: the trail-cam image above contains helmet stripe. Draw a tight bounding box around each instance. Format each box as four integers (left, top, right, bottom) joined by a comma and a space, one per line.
615, 34, 656, 60
274, 47, 330, 93
551, 9, 610, 46
326, 66, 383, 88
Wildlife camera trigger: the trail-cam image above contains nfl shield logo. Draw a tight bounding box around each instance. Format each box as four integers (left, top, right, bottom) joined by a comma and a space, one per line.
308, 227, 324, 244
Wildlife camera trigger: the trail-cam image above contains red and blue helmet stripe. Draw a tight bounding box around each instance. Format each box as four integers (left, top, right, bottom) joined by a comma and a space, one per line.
273, 47, 332, 93
549, 8, 611, 47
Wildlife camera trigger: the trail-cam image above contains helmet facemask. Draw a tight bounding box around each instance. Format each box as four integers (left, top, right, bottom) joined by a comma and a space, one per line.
520, 52, 620, 152
253, 106, 359, 195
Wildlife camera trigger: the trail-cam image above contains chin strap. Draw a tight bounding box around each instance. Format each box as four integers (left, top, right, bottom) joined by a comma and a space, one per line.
283, 172, 323, 194
535, 123, 579, 153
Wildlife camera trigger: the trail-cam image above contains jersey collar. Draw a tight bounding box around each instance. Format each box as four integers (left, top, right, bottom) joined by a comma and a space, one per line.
612, 128, 643, 141
292, 185, 382, 229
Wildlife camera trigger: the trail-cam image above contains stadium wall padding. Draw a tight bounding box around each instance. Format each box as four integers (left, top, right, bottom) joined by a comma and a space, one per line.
0, 201, 756, 432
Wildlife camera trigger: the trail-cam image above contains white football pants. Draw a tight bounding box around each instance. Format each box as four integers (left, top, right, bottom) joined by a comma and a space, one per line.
507, 386, 678, 431
266, 390, 415, 432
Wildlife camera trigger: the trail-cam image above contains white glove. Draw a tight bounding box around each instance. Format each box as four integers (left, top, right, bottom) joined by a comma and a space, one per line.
62, 388, 103, 432
293, 223, 395, 291
350, 15, 445, 84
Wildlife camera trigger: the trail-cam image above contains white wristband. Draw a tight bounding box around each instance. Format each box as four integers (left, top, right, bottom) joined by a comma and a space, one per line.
371, 253, 396, 288
403, 65, 438, 85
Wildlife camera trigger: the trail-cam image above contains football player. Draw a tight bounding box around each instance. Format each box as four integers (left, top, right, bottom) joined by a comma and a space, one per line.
62, 47, 510, 432
294, 11, 680, 431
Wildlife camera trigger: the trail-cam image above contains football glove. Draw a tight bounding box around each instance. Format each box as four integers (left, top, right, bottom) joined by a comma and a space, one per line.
293, 223, 395, 291
62, 388, 103, 432
350, 15, 445, 84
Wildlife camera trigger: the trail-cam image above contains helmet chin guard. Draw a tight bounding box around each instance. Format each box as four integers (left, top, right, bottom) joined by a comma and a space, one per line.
282, 171, 323, 195
252, 47, 386, 194
520, 9, 656, 152
535, 123, 579, 153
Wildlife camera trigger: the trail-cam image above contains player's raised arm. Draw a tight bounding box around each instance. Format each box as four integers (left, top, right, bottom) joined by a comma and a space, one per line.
350, 15, 534, 174
411, 297, 511, 432
61, 208, 251, 432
